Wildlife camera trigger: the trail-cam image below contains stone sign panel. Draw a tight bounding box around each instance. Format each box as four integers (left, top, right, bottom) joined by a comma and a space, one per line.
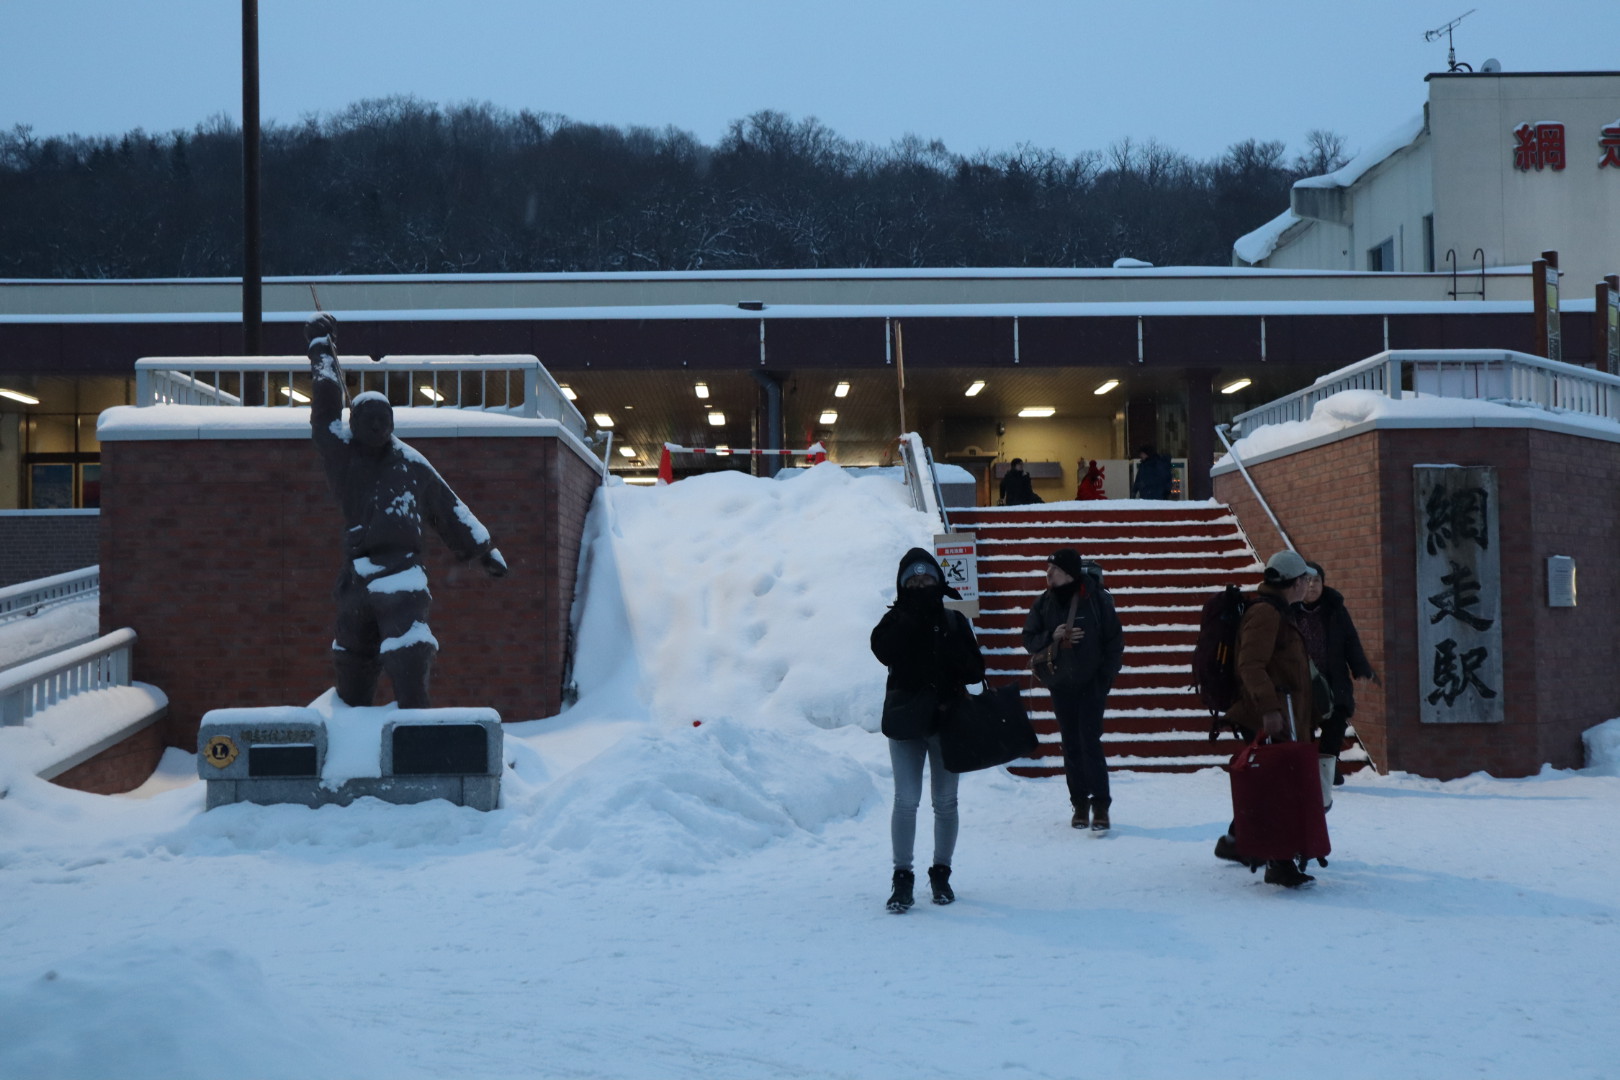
1415, 465, 1504, 724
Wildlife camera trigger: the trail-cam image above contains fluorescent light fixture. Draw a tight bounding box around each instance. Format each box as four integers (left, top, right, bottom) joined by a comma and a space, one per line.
694, 382, 710, 399
0, 388, 41, 405
716, 446, 731, 456
618, 446, 637, 458
593, 413, 614, 427
834, 381, 850, 398
418, 386, 445, 402
623, 476, 658, 485
819, 410, 839, 424
965, 380, 986, 397
708, 411, 726, 426
1093, 379, 1119, 395
1017, 406, 1056, 418
559, 384, 577, 401
279, 386, 310, 404
1221, 378, 1253, 394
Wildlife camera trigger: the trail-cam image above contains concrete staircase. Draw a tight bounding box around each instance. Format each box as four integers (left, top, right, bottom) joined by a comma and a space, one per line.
952, 501, 1274, 775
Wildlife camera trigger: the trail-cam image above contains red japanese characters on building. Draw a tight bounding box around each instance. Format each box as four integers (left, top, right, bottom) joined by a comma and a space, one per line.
1514, 123, 1567, 171
1601, 121, 1620, 169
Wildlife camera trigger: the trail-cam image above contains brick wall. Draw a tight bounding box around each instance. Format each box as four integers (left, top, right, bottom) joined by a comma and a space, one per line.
0, 512, 100, 587
1216, 424, 1619, 779
100, 433, 601, 751
49, 719, 166, 795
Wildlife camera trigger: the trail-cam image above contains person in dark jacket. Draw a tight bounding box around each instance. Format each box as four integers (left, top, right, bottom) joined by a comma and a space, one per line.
999, 458, 1041, 505
1295, 561, 1377, 791
1022, 548, 1124, 832
1130, 446, 1173, 500
306, 313, 508, 710
870, 547, 985, 912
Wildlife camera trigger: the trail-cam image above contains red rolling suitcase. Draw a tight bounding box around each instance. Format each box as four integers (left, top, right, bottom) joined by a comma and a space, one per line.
1226, 702, 1330, 864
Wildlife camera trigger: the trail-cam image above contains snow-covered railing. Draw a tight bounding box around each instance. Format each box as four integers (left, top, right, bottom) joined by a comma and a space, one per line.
1231, 349, 1620, 435
897, 432, 947, 530
0, 566, 100, 628
0, 627, 134, 726
135, 354, 588, 439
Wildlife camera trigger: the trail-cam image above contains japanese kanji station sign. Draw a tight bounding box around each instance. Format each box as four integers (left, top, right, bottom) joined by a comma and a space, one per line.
1513, 119, 1620, 171
1415, 466, 1503, 725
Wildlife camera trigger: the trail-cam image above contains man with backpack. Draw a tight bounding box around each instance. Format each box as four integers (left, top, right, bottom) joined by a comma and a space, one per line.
1022, 548, 1123, 832
1207, 549, 1323, 887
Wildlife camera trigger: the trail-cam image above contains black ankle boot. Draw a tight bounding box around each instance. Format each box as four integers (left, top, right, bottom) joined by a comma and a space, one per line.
886, 868, 916, 913
927, 864, 954, 905
1263, 860, 1315, 888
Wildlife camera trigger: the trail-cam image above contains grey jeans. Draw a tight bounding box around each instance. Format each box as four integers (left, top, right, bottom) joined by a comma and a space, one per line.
889, 734, 959, 870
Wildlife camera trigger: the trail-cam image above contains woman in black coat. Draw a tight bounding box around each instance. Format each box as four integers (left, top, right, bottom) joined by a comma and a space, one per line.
1022, 547, 1124, 832
870, 547, 985, 913
1295, 561, 1376, 787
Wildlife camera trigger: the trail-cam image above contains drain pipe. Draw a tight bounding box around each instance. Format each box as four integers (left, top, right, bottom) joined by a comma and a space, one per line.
1215, 423, 1295, 553
752, 371, 783, 478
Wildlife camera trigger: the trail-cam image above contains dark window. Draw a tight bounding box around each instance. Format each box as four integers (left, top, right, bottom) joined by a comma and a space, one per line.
1423, 215, 1436, 273
1368, 237, 1395, 272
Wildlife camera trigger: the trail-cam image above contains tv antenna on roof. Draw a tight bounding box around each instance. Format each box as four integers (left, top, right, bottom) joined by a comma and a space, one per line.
1425, 9, 1476, 72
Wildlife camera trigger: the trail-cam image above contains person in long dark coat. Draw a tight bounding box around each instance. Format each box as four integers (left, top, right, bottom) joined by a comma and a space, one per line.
1130, 446, 1173, 499
1022, 547, 1123, 833
870, 547, 985, 912
1295, 561, 1377, 788
999, 459, 1041, 505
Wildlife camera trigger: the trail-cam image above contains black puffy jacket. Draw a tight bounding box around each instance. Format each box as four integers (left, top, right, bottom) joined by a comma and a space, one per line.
1294, 586, 1373, 719
870, 547, 985, 737
1022, 578, 1124, 692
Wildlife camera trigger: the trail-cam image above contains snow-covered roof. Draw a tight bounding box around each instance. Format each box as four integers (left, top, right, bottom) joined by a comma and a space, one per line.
1232, 113, 1428, 266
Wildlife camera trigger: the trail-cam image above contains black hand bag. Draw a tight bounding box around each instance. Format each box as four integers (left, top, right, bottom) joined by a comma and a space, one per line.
938, 682, 1039, 773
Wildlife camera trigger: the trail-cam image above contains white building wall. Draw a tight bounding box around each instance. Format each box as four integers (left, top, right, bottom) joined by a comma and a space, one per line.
1346, 141, 1435, 272
1426, 74, 1619, 289
1253, 218, 1354, 271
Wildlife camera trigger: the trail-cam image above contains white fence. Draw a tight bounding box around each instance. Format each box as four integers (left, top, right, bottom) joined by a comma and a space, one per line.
897, 432, 946, 528
135, 354, 589, 440
1232, 349, 1620, 435
0, 566, 100, 628
0, 628, 134, 726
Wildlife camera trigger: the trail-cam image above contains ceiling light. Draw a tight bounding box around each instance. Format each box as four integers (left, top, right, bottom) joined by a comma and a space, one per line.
965, 381, 986, 397
623, 476, 658, 485
419, 386, 445, 402
819, 410, 838, 424
279, 386, 310, 403
708, 412, 726, 426
1018, 406, 1056, 418
593, 413, 614, 427
0, 388, 41, 405
1093, 379, 1119, 395
618, 446, 638, 458
716, 446, 731, 456
694, 382, 710, 399
834, 382, 850, 398
559, 384, 577, 401
1221, 378, 1253, 395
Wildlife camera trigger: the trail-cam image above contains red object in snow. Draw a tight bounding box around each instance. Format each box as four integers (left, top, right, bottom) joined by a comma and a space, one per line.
658, 445, 674, 485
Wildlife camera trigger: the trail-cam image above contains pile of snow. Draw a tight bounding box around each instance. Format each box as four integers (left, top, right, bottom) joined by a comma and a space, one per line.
0, 597, 99, 671
0, 942, 376, 1080
1582, 717, 1620, 775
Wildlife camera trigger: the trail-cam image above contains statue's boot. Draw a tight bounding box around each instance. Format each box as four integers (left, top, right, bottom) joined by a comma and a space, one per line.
333, 649, 382, 708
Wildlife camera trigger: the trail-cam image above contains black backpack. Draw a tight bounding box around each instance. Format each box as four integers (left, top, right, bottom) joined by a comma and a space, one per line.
1191, 585, 1249, 736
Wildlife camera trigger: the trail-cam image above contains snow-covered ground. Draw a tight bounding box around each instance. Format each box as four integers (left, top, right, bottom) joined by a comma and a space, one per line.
4, 466, 1620, 1079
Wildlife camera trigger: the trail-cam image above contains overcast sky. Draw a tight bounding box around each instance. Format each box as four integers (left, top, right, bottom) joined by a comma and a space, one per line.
2, 1, 1615, 163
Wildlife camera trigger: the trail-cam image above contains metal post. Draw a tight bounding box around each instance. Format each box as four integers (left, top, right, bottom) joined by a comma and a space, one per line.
241, 0, 262, 355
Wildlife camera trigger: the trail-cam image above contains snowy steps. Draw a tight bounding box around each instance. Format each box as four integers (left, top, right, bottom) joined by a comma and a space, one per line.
951, 502, 1367, 777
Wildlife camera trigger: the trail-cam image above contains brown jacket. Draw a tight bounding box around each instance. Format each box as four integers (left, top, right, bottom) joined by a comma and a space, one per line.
1225, 586, 1312, 740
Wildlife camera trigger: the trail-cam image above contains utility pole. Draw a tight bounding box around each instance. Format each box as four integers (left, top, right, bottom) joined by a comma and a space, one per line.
242, 0, 262, 354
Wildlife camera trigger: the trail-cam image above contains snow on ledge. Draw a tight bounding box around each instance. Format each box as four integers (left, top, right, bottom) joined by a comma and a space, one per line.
1213, 389, 1620, 474
98, 404, 568, 441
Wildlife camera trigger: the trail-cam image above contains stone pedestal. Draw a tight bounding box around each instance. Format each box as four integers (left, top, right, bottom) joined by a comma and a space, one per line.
198, 699, 502, 811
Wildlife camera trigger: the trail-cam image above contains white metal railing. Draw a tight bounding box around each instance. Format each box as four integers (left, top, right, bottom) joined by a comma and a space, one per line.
0, 627, 134, 726
0, 566, 100, 627
1232, 349, 1620, 435
897, 432, 945, 529
134, 354, 589, 440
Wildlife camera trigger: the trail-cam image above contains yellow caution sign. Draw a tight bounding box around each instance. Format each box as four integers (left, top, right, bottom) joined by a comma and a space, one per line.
203, 735, 239, 769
